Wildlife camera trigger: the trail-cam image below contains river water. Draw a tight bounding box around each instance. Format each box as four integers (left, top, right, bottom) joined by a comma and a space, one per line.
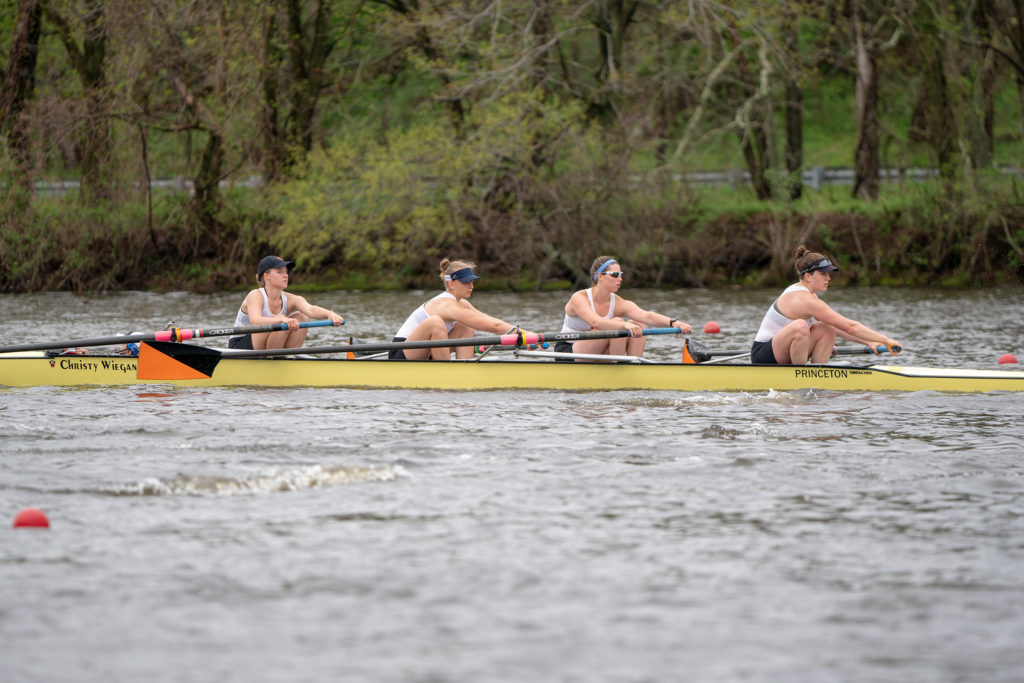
1, 286, 1023, 682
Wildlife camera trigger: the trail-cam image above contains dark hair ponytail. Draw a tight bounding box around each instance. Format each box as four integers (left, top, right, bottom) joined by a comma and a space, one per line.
794, 245, 826, 278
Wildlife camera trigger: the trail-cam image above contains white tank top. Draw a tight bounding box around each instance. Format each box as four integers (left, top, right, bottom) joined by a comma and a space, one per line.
560, 289, 616, 333
753, 283, 816, 342
230, 288, 288, 340
395, 291, 458, 338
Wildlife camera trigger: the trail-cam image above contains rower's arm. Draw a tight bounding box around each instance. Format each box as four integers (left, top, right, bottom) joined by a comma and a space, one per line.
442, 299, 517, 335
289, 295, 344, 325
809, 299, 900, 351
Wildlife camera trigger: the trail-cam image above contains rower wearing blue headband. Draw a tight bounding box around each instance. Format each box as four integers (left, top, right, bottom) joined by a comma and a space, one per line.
750, 245, 901, 365
555, 254, 692, 362
389, 258, 534, 360
592, 258, 616, 282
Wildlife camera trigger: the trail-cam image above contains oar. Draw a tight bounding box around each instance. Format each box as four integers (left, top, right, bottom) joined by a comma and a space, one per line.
134, 325, 679, 378
136, 327, 687, 379
181, 326, 684, 359
0, 320, 339, 354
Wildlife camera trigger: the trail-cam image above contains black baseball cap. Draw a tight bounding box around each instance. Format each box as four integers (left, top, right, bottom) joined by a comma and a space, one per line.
257, 255, 295, 278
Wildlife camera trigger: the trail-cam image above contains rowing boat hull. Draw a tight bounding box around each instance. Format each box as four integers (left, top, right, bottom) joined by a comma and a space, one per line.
3, 352, 1023, 392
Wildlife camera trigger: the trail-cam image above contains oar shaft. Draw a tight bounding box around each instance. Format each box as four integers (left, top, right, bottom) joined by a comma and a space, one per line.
704, 344, 900, 357
0, 320, 336, 353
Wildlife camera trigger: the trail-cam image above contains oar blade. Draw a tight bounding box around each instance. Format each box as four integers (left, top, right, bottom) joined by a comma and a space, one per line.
138, 342, 222, 380
682, 338, 712, 364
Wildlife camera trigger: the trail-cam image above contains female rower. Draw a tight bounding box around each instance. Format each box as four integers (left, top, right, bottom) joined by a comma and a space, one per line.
554, 255, 692, 361
227, 255, 345, 350
389, 258, 529, 360
750, 245, 901, 364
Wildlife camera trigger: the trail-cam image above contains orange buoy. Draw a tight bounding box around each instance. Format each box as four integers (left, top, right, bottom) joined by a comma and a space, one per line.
704, 321, 721, 334
998, 353, 1018, 365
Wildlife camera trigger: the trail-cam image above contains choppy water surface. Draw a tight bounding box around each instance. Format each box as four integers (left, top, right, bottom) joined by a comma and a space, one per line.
2, 287, 1023, 682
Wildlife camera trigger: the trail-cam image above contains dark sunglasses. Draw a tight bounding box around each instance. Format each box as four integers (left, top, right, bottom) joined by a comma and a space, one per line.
602, 271, 624, 278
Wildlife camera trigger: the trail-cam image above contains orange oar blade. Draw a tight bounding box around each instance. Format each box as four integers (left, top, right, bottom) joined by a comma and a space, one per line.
137, 342, 221, 380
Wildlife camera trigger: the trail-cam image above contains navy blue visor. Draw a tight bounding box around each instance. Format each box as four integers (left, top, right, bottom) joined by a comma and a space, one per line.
445, 267, 480, 283
800, 259, 838, 275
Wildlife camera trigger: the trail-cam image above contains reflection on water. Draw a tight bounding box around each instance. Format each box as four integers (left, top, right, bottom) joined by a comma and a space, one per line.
1, 287, 1023, 682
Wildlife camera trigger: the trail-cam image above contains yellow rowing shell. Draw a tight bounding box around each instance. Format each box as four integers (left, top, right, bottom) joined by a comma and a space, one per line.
3, 351, 1023, 392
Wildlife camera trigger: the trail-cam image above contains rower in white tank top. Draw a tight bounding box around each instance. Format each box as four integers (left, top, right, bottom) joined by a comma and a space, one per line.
753, 283, 817, 343
560, 289, 616, 332
395, 291, 458, 339
229, 288, 288, 344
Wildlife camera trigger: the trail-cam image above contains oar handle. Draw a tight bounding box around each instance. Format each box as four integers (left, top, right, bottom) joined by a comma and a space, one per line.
834, 344, 902, 357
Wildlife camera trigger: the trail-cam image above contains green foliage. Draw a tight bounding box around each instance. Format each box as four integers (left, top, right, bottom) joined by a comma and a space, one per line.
269, 92, 598, 286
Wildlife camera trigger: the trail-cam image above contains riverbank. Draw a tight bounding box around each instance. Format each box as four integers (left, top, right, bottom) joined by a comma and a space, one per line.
2, 179, 1022, 293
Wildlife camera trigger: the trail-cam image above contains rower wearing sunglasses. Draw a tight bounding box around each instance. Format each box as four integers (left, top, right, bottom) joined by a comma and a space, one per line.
750, 245, 902, 365
554, 255, 691, 361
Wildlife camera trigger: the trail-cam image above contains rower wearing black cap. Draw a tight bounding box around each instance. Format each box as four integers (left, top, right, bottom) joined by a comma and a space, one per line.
227, 255, 345, 350
750, 245, 901, 365
388, 258, 532, 360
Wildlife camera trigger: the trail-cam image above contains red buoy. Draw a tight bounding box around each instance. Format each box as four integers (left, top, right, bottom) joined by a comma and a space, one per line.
704, 321, 721, 334
998, 353, 1018, 365
13, 508, 50, 528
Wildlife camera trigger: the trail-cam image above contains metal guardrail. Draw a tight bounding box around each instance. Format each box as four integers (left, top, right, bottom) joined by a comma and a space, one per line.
27, 175, 264, 198
20, 167, 1022, 197
677, 165, 1020, 190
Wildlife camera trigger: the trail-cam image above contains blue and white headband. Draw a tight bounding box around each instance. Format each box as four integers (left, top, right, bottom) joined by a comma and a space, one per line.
593, 258, 617, 282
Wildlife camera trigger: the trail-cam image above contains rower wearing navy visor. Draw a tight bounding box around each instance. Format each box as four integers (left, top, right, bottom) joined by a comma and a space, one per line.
750, 245, 902, 365
554, 255, 692, 361
389, 258, 534, 360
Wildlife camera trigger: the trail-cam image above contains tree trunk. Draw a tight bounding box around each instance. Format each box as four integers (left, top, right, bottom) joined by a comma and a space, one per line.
1019, 77, 1024, 143
738, 125, 772, 200
979, 0, 1024, 142
1, 0, 43, 195
782, 9, 803, 200
924, 45, 959, 178
852, 5, 879, 201
191, 131, 225, 240
260, 5, 284, 183
967, 1, 995, 168
260, 0, 335, 179
589, 0, 640, 120
41, 0, 110, 202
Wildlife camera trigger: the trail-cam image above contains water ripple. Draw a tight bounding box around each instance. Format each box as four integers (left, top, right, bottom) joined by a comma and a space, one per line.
101, 463, 408, 497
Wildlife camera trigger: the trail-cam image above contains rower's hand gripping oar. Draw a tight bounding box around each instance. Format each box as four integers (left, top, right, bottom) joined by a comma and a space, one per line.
0, 319, 341, 354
